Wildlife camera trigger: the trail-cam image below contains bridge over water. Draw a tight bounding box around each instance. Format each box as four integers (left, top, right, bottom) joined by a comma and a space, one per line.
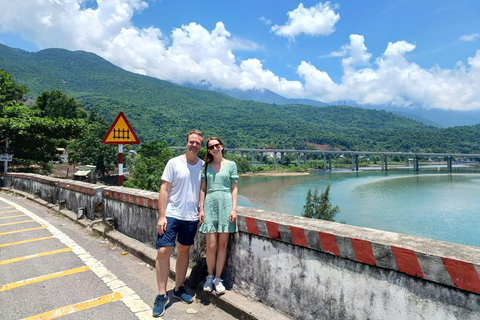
171, 147, 480, 172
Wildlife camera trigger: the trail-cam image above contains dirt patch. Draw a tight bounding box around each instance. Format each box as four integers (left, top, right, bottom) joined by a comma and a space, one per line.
305, 142, 341, 151
50, 163, 77, 179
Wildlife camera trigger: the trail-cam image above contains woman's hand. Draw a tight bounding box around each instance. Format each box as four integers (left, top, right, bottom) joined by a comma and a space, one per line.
229, 209, 237, 223
199, 210, 205, 223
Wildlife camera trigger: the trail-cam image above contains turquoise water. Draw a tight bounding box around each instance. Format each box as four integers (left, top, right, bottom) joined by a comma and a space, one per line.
238, 168, 480, 248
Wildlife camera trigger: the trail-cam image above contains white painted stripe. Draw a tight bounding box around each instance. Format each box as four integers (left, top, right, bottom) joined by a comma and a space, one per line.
0, 195, 152, 318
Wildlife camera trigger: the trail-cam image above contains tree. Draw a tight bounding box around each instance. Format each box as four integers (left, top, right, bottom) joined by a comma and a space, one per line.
0, 69, 28, 104
302, 184, 340, 221
34, 90, 87, 120
67, 108, 117, 176
124, 140, 173, 192
0, 71, 86, 171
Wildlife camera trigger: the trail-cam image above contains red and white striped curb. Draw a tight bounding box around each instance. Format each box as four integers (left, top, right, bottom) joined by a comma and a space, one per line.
237, 214, 480, 295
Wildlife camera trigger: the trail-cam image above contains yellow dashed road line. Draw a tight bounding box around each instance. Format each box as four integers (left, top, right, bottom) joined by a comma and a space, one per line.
0, 226, 47, 236
0, 219, 36, 227
0, 209, 20, 214
0, 247, 72, 265
1, 265, 90, 292
0, 236, 54, 248
0, 196, 151, 319
0, 214, 25, 220
20, 291, 123, 320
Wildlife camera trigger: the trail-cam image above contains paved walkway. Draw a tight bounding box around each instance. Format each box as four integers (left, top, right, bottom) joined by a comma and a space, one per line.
0, 189, 290, 320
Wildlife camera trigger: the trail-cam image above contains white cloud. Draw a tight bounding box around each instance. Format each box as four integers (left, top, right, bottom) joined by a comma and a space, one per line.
1, 1, 480, 111
297, 37, 480, 110
260, 16, 271, 25
0, 0, 300, 94
270, 2, 340, 41
459, 33, 479, 42
341, 34, 372, 70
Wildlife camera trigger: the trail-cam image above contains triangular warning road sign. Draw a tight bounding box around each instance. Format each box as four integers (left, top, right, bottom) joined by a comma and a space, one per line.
102, 112, 140, 145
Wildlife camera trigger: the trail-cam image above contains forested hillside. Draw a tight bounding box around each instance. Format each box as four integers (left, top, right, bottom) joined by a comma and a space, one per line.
1, 43, 480, 153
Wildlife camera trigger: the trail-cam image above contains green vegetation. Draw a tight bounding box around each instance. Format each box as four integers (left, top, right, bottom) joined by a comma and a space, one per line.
2, 43, 480, 182
124, 140, 173, 192
5, 43, 480, 154
0, 70, 86, 173
67, 108, 118, 176
302, 185, 340, 222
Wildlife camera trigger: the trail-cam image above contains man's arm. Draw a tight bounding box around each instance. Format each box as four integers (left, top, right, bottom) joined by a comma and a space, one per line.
157, 180, 171, 235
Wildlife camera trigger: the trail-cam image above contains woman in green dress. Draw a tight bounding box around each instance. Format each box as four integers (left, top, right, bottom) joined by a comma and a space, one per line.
199, 137, 239, 295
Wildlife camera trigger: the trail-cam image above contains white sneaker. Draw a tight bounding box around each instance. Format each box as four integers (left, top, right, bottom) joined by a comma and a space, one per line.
213, 278, 225, 295
204, 275, 214, 292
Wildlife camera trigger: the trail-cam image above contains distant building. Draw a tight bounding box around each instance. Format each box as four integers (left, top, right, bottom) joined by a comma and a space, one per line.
73, 165, 97, 182
56, 148, 68, 163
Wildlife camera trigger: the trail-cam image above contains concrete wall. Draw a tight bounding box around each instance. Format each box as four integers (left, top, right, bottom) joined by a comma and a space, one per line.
2, 173, 479, 319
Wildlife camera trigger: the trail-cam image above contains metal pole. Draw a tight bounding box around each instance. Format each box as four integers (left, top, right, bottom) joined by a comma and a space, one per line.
4, 138, 8, 173
118, 144, 124, 186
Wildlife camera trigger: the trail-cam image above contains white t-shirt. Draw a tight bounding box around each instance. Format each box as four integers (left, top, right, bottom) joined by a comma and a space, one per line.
161, 155, 204, 221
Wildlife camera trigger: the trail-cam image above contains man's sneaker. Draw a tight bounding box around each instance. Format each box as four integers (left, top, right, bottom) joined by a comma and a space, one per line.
213, 278, 226, 295
152, 294, 169, 317
173, 286, 193, 304
204, 275, 214, 292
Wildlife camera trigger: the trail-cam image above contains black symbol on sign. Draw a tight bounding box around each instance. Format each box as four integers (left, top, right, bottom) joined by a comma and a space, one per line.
113, 128, 130, 140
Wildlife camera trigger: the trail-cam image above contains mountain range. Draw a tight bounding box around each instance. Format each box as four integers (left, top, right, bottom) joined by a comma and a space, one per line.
1, 43, 479, 153
186, 84, 480, 128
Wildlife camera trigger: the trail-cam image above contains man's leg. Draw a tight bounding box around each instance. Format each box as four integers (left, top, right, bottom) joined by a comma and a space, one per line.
175, 243, 191, 290
156, 246, 174, 295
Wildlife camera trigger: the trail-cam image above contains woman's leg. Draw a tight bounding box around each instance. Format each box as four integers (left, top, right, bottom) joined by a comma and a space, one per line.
215, 233, 230, 278
205, 232, 218, 275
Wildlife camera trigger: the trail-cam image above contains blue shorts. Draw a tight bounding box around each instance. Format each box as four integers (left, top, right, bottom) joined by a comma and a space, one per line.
156, 217, 199, 248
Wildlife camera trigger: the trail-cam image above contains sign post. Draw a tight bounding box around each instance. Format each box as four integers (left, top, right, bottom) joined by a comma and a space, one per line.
0, 154, 13, 173
102, 112, 140, 186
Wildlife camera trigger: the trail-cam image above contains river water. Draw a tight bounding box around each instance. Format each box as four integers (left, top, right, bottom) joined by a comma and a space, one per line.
237, 165, 480, 248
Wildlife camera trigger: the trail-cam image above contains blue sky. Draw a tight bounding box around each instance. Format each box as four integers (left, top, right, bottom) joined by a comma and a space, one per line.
1, 0, 479, 110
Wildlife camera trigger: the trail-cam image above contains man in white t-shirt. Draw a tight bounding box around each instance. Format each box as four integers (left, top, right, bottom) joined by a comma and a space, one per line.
153, 129, 204, 318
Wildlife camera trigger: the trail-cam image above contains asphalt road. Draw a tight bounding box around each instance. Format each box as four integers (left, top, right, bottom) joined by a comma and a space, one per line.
0, 192, 236, 320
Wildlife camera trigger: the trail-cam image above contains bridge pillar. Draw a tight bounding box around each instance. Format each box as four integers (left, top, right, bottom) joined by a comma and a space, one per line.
251, 152, 255, 165
304, 153, 307, 164
323, 153, 327, 170
329, 155, 332, 170
351, 154, 355, 171
241, 151, 245, 157
355, 154, 359, 171
414, 156, 419, 171
273, 152, 277, 165
260, 152, 264, 164
297, 153, 301, 166
281, 152, 284, 164
381, 155, 388, 171
447, 156, 452, 172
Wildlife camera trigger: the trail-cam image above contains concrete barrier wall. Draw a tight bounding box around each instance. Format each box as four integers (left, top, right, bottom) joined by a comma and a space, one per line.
57, 180, 105, 220
2, 173, 479, 319
102, 186, 160, 246
231, 208, 480, 319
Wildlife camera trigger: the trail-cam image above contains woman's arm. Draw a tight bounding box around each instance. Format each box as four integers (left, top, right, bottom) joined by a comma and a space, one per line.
199, 180, 206, 223
230, 182, 238, 223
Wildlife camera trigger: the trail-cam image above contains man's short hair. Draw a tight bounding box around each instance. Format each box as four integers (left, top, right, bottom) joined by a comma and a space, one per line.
186, 129, 204, 145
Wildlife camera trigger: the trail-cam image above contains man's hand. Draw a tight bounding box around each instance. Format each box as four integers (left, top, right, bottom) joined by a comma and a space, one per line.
157, 216, 168, 235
